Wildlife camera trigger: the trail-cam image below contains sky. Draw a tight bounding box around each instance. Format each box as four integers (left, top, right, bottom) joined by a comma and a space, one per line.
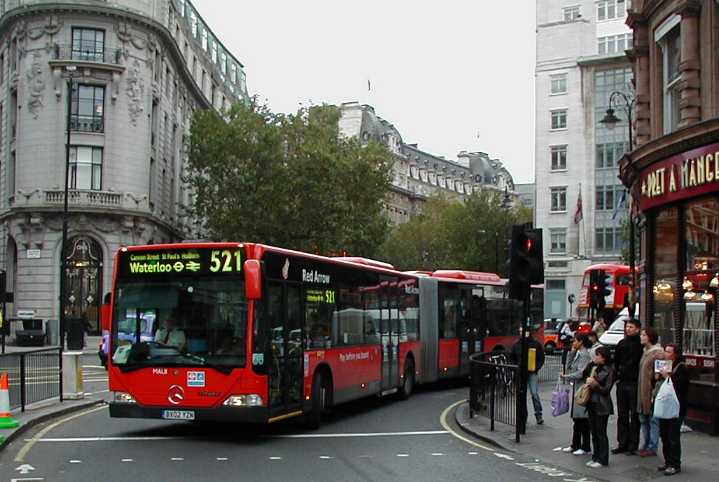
193, 0, 537, 184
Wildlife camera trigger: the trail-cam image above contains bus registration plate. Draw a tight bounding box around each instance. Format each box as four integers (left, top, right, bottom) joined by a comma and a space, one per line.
162, 410, 195, 420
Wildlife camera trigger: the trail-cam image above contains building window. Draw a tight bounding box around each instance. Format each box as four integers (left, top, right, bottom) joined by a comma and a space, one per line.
546, 279, 566, 290
551, 110, 567, 129
550, 229, 567, 254
598, 33, 633, 55
683, 197, 718, 357
230, 63, 237, 83
71, 84, 104, 132
597, 0, 627, 21
220, 52, 227, 76
70, 146, 102, 190
596, 141, 628, 168
9, 39, 16, 72
0, 53, 4, 85
550, 74, 567, 95
595, 227, 621, 253
190, 10, 198, 37
563, 6, 580, 21
550, 187, 567, 212
211, 39, 218, 63
71, 28, 105, 62
652, 207, 679, 344
201, 28, 208, 51
550, 145, 567, 170
595, 185, 620, 211
661, 26, 681, 133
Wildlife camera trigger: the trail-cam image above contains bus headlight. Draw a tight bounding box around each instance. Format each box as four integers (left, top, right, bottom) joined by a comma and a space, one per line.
222, 394, 264, 407
113, 391, 137, 404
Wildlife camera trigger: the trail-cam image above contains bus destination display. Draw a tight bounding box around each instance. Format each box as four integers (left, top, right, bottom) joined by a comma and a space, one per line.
118, 248, 242, 277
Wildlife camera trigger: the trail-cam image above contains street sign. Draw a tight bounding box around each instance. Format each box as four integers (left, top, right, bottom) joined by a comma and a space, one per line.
17, 310, 36, 319
27, 249, 41, 259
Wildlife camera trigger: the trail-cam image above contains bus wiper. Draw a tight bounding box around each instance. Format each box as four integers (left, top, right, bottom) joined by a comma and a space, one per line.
181, 353, 235, 374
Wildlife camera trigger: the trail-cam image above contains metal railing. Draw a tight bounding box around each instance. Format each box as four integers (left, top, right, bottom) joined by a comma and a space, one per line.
0, 348, 61, 411
468, 352, 519, 436
70, 115, 104, 133
538, 353, 565, 383
52, 44, 122, 65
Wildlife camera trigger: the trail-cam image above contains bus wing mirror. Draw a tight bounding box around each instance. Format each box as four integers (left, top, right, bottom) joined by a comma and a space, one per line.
244, 260, 262, 300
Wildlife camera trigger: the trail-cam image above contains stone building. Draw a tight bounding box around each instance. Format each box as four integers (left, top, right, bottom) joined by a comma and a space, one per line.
535, 0, 633, 320
338, 102, 517, 226
621, 0, 719, 434
0, 0, 247, 333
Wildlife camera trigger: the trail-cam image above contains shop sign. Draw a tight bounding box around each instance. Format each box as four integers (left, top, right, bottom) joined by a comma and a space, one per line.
639, 141, 719, 210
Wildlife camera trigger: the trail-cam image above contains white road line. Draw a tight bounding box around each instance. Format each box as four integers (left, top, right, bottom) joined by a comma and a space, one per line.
494, 453, 515, 460
467, 451, 479, 455
439, 399, 496, 453
68, 460, 81, 464
216, 457, 228, 461
396, 453, 409, 457
32, 430, 449, 443
431, 453, 444, 456
269, 457, 282, 460
85, 389, 110, 396
170, 457, 184, 461
319, 456, 333, 460
121, 459, 133, 462
82, 365, 106, 369
10, 478, 45, 482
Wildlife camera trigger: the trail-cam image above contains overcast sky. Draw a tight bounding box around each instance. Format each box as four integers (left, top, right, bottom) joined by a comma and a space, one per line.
194, 1, 537, 184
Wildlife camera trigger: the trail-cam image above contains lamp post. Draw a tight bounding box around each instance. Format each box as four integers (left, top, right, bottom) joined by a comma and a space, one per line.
600, 91, 636, 318
59, 66, 78, 351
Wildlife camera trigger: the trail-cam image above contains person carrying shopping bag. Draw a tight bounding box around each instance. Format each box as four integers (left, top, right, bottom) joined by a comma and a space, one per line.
559, 333, 593, 455
654, 343, 689, 477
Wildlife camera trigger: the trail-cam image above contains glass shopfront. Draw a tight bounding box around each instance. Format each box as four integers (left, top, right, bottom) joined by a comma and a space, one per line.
652, 207, 679, 345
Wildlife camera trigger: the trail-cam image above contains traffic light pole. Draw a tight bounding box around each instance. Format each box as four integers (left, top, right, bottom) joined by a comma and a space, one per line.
517, 290, 530, 441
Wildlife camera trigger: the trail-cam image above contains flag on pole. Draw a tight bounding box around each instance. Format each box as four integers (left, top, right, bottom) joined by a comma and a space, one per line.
367, 79, 371, 92
573, 189, 583, 224
612, 189, 627, 221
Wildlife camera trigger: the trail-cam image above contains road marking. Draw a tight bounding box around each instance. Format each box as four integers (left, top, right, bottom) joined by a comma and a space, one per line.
32, 436, 182, 442
269, 457, 282, 460
216, 457, 228, 461
15, 404, 107, 462
467, 451, 479, 455
68, 460, 82, 464
494, 453, 514, 460
171, 457, 184, 461
319, 456, 333, 460
10, 478, 44, 482
85, 389, 110, 396
396, 453, 409, 457
82, 365, 106, 369
121, 459, 134, 462
271, 430, 448, 439
431, 453, 444, 456
438, 399, 496, 452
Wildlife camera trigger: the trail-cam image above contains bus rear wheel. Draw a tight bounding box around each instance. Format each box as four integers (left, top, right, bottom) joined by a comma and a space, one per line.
399, 360, 415, 400
306, 372, 327, 430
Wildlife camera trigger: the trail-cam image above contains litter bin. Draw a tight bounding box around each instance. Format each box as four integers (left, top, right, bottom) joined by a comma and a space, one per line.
66, 317, 85, 350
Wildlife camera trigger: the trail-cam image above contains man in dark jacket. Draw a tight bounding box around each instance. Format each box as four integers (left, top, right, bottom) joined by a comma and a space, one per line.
611, 318, 643, 455
511, 327, 545, 424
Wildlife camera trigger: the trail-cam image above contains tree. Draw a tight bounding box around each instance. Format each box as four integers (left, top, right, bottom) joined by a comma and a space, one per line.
379, 191, 532, 274
185, 101, 394, 256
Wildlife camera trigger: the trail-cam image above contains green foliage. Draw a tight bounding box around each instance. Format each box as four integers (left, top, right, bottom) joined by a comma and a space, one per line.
380, 191, 533, 274
185, 101, 394, 256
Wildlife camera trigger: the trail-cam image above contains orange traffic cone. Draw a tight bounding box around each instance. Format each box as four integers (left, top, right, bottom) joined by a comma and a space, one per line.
0, 372, 19, 429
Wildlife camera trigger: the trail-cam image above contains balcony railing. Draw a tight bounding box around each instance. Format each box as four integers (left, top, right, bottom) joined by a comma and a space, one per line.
70, 115, 104, 133
45, 189, 122, 206
52, 44, 122, 65
10, 188, 150, 212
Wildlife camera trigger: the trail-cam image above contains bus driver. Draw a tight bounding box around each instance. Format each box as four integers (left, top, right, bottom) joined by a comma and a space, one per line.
154, 315, 187, 352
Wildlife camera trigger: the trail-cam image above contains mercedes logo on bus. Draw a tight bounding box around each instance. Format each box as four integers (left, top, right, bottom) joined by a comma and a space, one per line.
168, 385, 185, 405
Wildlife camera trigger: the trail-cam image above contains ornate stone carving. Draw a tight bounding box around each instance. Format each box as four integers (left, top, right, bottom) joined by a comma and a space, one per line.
14, 16, 63, 58
26, 52, 46, 118
125, 60, 145, 126
9, 214, 46, 249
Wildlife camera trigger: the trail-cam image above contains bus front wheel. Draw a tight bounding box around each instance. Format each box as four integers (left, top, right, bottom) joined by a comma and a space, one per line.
306, 371, 327, 430
399, 359, 415, 400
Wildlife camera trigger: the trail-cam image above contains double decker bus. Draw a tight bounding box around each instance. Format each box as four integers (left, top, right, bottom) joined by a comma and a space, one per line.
108, 242, 541, 426
577, 264, 631, 323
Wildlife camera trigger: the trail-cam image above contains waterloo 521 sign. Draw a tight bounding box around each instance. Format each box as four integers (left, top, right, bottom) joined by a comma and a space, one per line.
640, 141, 719, 210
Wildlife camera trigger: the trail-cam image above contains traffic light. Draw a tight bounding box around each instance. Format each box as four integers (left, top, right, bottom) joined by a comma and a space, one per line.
508, 225, 544, 299
596, 270, 612, 310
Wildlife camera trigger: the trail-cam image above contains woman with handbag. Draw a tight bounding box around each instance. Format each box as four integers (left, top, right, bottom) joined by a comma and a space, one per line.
655, 343, 689, 476
559, 333, 593, 455
582, 346, 615, 468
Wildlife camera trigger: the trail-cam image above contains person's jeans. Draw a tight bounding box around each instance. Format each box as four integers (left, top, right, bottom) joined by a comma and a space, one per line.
571, 417, 591, 452
589, 413, 610, 465
616, 381, 640, 451
659, 418, 682, 469
639, 413, 659, 452
527, 373, 542, 420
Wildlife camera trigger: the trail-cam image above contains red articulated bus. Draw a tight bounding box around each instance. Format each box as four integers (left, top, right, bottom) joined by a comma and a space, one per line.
577, 263, 632, 324
108, 242, 541, 426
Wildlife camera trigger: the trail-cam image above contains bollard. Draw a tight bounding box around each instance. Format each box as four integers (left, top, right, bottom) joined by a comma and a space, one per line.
0, 372, 19, 429
62, 351, 85, 400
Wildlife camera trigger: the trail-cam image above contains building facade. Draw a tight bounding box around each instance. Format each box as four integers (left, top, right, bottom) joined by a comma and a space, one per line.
621, 0, 719, 434
535, 0, 633, 321
338, 102, 517, 226
0, 0, 247, 333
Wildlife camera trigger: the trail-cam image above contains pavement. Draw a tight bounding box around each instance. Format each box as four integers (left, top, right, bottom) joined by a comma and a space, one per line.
455, 381, 719, 482
1, 337, 109, 451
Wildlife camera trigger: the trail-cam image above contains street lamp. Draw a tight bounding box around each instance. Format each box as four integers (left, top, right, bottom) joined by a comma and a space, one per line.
59, 65, 79, 351
600, 91, 637, 318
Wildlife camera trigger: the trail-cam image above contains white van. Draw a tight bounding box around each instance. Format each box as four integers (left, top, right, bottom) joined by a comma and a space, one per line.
598, 306, 639, 349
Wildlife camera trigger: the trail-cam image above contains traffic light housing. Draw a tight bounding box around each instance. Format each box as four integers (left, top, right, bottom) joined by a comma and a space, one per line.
508, 225, 544, 299
597, 270, 612, 310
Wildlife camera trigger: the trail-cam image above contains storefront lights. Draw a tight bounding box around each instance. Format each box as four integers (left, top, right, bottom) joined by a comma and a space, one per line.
682, 277, 694, 291
710, 274, 719, 289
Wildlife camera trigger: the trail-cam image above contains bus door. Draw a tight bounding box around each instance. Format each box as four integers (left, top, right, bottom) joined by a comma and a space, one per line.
267, 282, 304, 416
459, 287, 485, 374
380, 282, 400, 392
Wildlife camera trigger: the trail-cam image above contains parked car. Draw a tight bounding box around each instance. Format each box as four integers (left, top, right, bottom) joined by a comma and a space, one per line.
598, 306, 639, 350
542, 319, 564, 354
